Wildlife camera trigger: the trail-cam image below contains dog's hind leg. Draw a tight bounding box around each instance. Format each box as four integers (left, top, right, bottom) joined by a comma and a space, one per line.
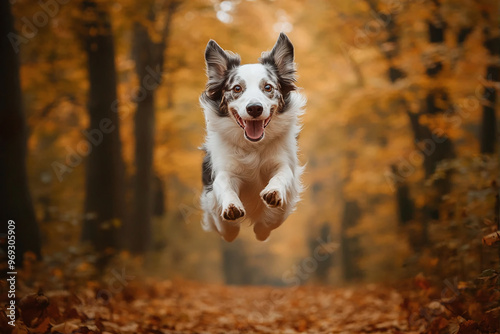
217, 218, 240, 242
253, 207, 288, 241
200, 189, 217, 231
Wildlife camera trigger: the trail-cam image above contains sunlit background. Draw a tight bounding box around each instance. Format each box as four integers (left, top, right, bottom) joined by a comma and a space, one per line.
10, 0, 499, 287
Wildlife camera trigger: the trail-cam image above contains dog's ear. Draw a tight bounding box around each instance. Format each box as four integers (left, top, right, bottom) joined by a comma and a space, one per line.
204, 40, 240, 99
260, 33, 296, 94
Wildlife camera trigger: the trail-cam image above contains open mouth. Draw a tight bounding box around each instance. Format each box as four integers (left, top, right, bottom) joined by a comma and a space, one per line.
232, 110, 273, 142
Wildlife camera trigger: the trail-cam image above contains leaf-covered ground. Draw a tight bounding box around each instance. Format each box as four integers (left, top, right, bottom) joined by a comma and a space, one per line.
2, 277, 499, 334
2, 279, 412, 334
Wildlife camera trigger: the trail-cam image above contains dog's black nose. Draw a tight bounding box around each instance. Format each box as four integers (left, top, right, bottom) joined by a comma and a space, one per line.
246, 103, 263, 118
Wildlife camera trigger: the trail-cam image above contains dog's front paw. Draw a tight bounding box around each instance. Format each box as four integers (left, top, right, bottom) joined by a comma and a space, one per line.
261, 189, 283, 208
222, 203, 245, 221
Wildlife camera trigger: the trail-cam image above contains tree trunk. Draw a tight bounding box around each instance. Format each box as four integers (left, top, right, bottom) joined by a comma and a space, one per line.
341, 201, 363, 281
130, 21, 156, 254
308, 223, 333, 284
391, 165, 415, 226
364, 0, 416, 230
481, 10, 499, 262
420, 2, 455, 227
480, 23, 499, 154
401, 4, 456, 249
0, 0, 42, 263
221, 239, 253, 285
129, 2, 178, 253
80, 0, 125, 254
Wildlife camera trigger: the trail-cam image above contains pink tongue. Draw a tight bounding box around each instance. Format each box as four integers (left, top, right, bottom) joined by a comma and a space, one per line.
245, 120, 265, 140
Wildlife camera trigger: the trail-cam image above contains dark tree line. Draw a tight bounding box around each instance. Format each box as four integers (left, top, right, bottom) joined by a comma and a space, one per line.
0, 0, 179, 265
81, 0, 179, 257
369, 0, 498, 255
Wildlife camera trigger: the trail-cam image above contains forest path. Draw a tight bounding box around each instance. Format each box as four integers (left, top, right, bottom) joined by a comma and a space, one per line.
5, 280, 424, 334
138, 281, 412, 333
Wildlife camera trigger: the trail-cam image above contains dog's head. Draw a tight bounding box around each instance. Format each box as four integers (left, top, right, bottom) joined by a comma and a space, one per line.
202, 33, 297, 143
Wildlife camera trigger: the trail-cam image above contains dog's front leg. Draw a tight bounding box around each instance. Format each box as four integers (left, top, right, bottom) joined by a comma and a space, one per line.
260, 164, 295, 209
213, 171, 245, 221
255, 164, 298, 241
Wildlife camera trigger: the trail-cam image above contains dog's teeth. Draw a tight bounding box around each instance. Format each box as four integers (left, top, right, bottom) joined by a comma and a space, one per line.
264, 117, 271, 127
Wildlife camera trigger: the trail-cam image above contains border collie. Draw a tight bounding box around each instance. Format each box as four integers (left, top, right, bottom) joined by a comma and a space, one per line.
200, 33, 305, 242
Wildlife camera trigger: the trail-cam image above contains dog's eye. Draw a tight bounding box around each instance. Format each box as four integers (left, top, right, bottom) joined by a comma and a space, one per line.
264, 84, 273, 92
233, 85, 242, 93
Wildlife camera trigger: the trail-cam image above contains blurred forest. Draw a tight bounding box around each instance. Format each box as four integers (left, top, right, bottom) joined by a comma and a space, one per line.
1, 0, 500, 332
